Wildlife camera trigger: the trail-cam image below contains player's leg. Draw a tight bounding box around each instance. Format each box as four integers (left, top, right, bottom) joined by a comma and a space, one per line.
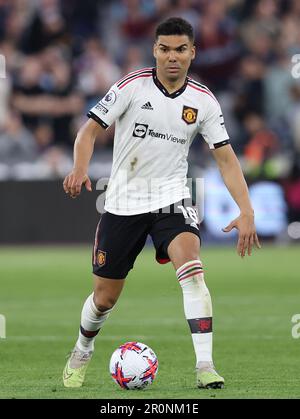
76, 275, 125, 353
167, 232, 224, 389
167, 231, 200, 268
63, 211, 150, 388
63, 275, 125, 388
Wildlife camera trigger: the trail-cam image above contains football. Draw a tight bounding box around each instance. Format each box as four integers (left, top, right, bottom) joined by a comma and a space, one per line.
109, 341, 159, 390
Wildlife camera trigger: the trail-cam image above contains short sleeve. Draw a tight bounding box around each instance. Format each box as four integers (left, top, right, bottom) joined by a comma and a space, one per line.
199, 97, 230, 149
87, 84, 130, 129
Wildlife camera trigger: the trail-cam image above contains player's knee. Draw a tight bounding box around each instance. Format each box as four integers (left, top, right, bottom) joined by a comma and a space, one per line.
180, 253, 200, 266
93, 276, 125, 312
92, 290, 117, 312
169, 247, 200, 269
93, 294, 116, 312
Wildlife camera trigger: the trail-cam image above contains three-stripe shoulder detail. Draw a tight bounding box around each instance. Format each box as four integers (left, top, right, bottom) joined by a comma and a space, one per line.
187, 79, 217, 102
117, 68, 153, 89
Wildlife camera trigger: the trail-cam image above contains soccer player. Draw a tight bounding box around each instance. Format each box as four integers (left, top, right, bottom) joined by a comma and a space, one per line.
62, 17, 260, 389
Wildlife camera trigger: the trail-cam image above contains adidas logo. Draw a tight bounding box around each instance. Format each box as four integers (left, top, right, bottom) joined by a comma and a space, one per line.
141, 102, 153, 110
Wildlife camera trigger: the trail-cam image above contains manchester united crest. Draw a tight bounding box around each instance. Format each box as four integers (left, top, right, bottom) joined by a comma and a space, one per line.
182, 106, 198, 125
97, 250, 106, 267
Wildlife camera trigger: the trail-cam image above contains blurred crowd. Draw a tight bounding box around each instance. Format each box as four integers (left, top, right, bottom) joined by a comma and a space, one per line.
0, 0, 300, 222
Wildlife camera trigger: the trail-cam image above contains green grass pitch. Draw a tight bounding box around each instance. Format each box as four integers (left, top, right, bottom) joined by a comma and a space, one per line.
0, 245, 299, 399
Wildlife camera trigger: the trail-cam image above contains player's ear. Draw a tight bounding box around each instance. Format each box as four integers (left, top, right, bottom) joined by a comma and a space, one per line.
153, 42, 157, 59
191, 45, 196, 60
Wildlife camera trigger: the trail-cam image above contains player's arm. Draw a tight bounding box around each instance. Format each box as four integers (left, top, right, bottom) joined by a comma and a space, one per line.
212, 144, 261, 257
63, 80, 130, 198
63, 119, 104, 198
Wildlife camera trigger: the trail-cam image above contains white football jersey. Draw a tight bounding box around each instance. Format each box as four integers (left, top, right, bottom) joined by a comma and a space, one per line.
88, 68, 229, 215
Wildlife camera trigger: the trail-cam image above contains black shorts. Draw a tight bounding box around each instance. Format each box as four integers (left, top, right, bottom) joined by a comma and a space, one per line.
92, 200, 201, 279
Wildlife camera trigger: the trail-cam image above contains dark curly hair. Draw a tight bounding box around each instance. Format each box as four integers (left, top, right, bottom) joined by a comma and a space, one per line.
155, 17, 194, 43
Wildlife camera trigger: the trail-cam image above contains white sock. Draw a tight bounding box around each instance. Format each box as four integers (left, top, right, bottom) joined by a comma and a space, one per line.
176, 260, 213, 366
76, 293, 113, 352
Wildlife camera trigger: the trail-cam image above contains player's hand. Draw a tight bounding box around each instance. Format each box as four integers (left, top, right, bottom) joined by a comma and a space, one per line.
63, 170, 92, 198
222, 213, 261, 257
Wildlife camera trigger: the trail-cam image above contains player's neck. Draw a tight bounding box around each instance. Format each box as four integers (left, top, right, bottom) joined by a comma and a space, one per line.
156, 69, 187, 94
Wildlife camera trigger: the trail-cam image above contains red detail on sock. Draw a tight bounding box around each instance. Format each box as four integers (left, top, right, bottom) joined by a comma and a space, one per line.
178, 270, 203, 282
176, 261, 202, 277
198, 318, 212, 333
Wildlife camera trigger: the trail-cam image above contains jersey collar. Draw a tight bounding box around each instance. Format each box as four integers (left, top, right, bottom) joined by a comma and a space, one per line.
152, 68, 188, 99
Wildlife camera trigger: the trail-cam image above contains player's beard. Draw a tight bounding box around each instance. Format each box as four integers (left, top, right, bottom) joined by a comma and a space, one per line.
165, 70, 186, 84
165, 62, 191, 81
